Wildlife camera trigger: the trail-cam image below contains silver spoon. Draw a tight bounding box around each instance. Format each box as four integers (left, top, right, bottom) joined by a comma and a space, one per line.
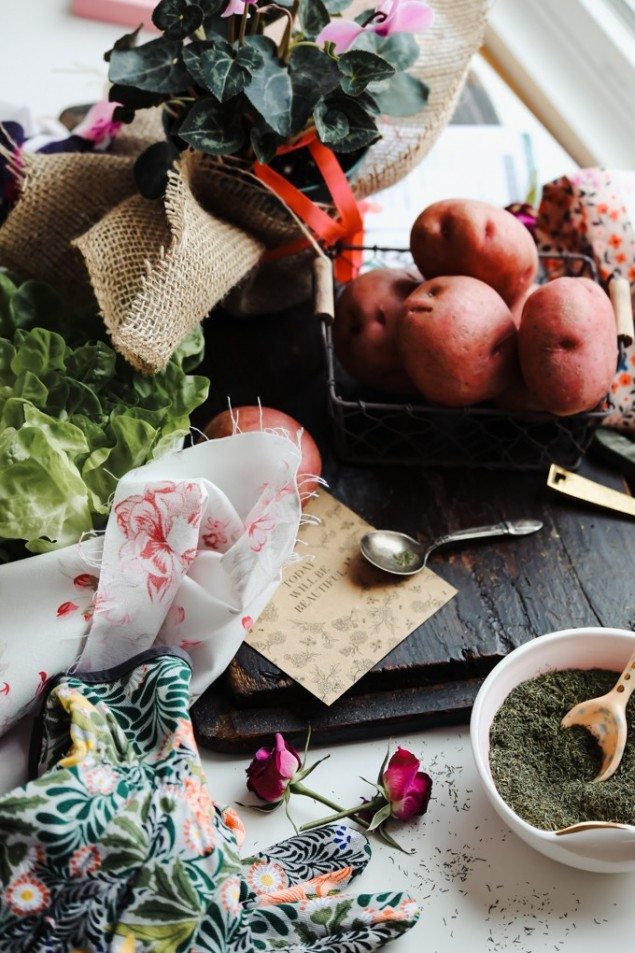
360, 520, 543, 576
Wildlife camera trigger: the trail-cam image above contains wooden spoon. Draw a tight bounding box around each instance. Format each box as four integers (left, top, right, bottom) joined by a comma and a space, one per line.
561, 651, 635, 783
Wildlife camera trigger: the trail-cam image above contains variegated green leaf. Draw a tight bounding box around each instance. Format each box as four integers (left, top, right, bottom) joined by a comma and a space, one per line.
179, 96, 246, 154
337, 49, 395, 97
244, 36, 293, 136
183, 39, 263, 102
108, 37, 190, 93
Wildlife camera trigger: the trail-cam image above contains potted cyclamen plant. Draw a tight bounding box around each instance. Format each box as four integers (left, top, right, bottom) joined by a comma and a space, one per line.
106, 0, 434, 199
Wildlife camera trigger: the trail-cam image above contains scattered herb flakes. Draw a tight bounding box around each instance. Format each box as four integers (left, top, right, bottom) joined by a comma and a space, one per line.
489, 668, 635, 830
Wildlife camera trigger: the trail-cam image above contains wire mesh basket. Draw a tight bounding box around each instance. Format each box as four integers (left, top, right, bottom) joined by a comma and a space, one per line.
317, 247, 619, 471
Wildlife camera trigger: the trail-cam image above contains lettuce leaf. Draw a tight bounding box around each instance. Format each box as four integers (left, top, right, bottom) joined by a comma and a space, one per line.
0, 273, 210, 559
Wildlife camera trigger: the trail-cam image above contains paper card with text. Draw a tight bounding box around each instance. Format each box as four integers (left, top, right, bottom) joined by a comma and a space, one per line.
245, 491, 457, 705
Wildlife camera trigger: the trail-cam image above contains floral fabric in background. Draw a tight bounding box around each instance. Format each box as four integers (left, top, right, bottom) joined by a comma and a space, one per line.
0, 431, 302, 735
536, 168, 635, 432
0, 649, 419, 951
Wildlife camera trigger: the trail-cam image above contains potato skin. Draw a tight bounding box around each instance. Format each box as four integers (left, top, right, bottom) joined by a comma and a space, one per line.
510, 282, 540, 329
494, 373, 546, 413
398, 275, 517, 407
205, 406, 322, 504
518, 277, 617, 416
410, 199, 538, 306
333, 267, 421, 394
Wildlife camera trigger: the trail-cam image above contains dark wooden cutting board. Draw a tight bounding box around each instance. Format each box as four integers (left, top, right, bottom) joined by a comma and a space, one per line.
189, 297, 635, 753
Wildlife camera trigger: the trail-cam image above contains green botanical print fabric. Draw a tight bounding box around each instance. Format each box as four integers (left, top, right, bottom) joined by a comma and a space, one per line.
0, 649, 419, 952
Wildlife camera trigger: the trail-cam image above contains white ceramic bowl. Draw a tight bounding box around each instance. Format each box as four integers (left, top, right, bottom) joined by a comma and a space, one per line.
470, 627, 635, 873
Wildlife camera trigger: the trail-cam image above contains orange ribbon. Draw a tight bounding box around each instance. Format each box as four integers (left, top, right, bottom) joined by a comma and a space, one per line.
253, 132, 365, 282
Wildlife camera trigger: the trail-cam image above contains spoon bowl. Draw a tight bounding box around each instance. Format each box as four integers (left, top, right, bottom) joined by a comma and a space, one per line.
561, 649, 635, 782
361, 519, 543, 576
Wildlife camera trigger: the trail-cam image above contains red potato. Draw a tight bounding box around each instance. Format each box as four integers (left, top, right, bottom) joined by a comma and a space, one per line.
510, 282, 540, 329
333, 267, 421, 394
398, 275, 517, 407
410, 199, 539, 306
205, 407, 322, 504
495, 375, 546, 413
518, 277, 617, 416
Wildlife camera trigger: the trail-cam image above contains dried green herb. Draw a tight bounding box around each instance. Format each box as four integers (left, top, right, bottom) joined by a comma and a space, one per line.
489, 668, 635, 831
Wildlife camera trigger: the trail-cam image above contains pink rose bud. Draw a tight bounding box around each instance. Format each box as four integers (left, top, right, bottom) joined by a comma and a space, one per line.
246, 733, 302, 803
382, 747, 432, 821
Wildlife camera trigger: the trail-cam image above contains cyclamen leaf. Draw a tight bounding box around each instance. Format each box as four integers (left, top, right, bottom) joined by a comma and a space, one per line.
152, 0, 203, 37
355, 89, 380, 115
352, 30, 419, 70
315, 95, 379, 152
104, 24, 142, 62
337, 50, 395, 97
250, 126, 279, 164
108, 84, 166, 109
108, 37, 190, 94
323, 0, 350, 11
178, 96, 245, 154
183, 39, 262, 102
372, 72, 429, 116
134, 141, 181, 199
298, 0, 330, 39
314, 101, 349, 144
289, 45, 340, 132
243, 36, 293, 137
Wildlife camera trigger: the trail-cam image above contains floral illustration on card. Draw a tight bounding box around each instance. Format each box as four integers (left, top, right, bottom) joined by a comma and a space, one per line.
309, 664, 344, 700
339, 631, 368, 657
251, 631, 286, 655
245, 491, 457, 706
284, 649, 321, 668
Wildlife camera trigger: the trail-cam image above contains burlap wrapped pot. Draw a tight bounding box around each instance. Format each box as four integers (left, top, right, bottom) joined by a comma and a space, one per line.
0, 0, 490, 371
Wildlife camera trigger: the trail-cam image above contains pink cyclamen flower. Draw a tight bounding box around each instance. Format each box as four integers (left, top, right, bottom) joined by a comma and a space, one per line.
317, 0, 434, 53
382, 747, 432, 821
246, 733, 302, 803
73, 100, 123, 146
222, 0, 257, 17
373, 0, 435, 36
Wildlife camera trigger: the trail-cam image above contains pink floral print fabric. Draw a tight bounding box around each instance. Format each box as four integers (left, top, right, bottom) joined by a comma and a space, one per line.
0, 432, 303, 735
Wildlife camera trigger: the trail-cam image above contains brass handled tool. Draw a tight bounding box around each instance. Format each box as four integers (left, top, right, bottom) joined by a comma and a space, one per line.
547, 465, 635, 518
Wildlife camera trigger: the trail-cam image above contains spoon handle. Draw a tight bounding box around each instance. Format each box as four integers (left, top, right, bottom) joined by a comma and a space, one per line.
423, 520, 542, 565
611, 649, 635, 708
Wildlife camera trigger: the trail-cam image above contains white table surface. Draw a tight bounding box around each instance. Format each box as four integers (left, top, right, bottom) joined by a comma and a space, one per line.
1, 4, 633, 951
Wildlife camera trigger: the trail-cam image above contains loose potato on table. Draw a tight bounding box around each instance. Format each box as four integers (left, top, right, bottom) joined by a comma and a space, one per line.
398, 275, 517, 407
410, 199, 539, 306
518, 277, 617, 416
205, 406, 322, 503
333, 267, 421, 394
